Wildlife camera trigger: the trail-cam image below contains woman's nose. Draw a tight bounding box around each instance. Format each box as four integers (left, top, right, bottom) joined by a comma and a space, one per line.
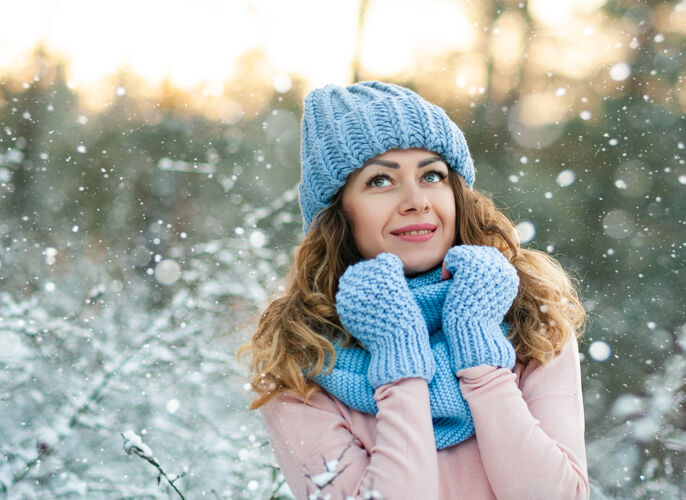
398, 184, 431, 213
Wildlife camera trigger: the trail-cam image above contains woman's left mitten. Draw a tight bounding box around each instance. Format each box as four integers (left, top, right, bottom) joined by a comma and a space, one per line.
442, 245, 519, 371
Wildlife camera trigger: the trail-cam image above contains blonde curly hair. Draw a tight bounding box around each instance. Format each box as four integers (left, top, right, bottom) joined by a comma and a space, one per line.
237, 170, 585, 409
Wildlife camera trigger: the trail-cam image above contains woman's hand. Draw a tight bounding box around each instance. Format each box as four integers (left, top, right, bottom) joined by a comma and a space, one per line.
336, 253, 435, 388
441, 245, 519, 371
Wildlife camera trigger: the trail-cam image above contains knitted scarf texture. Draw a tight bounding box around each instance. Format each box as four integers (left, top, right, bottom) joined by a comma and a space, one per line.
311, 266, 503, 449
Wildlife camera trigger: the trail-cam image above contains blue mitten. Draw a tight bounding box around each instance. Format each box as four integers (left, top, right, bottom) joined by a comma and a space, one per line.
335, 253, 436, 388
441, 245, 519, 371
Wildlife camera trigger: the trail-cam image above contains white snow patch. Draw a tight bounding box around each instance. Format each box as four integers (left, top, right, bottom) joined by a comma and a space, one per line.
515, 220, 536, 244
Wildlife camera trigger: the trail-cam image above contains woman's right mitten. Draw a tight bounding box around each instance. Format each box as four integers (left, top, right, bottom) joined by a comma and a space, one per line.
336, 253, 435, 389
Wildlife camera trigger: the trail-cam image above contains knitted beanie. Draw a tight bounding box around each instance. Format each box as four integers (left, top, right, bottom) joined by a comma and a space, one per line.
298, 81, 475, 234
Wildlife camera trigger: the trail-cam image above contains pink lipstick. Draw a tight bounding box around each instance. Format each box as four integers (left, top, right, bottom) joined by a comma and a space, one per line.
391, 223, 436, 242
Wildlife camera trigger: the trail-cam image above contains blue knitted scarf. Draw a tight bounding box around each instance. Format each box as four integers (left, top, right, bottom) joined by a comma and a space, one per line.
311, 266, 496, 449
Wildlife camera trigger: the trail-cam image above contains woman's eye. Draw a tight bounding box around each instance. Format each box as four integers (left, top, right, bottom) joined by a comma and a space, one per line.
423, 171, 446, 183
369, 175, 391, 187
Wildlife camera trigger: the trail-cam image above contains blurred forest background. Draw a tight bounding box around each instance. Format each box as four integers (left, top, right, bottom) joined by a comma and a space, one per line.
0, 0, 684, 498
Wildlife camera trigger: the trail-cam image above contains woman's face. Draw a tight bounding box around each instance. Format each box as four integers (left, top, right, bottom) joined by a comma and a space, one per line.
341, 148, 456, 276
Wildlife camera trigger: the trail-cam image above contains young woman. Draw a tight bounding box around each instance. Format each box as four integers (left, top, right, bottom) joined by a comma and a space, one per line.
237, 81, 589, 499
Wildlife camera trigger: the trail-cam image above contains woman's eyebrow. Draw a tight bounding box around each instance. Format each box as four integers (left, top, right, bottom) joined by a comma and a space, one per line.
362, 157, 445, 169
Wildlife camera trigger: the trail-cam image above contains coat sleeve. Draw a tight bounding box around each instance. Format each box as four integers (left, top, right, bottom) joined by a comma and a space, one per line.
259, 377, 439, 500
458, 337, 590, 500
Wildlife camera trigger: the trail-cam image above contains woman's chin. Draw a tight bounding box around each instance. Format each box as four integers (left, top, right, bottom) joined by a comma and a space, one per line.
400, 256, 443, 277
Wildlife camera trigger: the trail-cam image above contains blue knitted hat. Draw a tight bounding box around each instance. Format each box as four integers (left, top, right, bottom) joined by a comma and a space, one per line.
299, 80, 475, 234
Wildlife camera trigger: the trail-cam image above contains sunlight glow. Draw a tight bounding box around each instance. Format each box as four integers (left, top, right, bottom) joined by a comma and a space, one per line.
489, 10, 526, 72
360, 0, 476, 76
529, 0, 606, 27
0, 0, 642, 118
454, 54, 487, 96
518, 92, 571, 127
530, 16, 627, 80
0, 0, 359, 90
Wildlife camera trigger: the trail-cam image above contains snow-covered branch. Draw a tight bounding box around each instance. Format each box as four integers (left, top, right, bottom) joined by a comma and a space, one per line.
121, 430, 186, 499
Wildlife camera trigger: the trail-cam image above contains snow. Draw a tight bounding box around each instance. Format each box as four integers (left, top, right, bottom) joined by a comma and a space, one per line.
310, 471, 337, 488
249, 230, 267, 248
588, 340, 612, 362
609, 62, 631, 82
514, 220, 536, 244
2, 11, 685, 496
165, 399, 180, 414
154, 259, 182, 285
555, 169, 576, 187
602, 210, 634, 239
122, 430, 154, 459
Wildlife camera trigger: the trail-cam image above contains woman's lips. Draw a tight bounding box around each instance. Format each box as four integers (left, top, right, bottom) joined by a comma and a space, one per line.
391, 224, 437, 242
394, 230, 435, 242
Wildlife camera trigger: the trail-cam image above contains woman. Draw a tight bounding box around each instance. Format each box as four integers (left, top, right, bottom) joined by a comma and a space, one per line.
237, 81, 589, 499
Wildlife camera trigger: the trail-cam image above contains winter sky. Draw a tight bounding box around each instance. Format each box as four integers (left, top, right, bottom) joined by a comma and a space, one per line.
0, 0, 606, 91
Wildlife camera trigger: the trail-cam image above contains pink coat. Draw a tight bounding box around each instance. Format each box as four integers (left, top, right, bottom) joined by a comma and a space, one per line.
259, 338, 589, 499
